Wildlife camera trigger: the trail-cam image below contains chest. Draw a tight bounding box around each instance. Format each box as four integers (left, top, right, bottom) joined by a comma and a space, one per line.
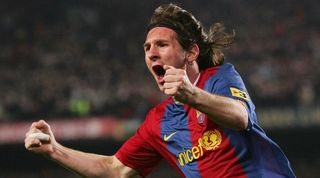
159, 104, 222, 150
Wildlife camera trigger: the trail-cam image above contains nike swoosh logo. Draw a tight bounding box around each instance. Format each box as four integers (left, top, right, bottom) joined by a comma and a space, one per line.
164, 132, 177, 141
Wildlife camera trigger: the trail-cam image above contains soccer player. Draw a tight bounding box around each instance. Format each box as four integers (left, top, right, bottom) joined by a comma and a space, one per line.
25, 3, 296, 178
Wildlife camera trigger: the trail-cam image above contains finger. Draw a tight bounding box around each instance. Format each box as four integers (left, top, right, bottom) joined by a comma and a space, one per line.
25, 127, 43, 138
30, 120, 46, 130
165, 69, 186, 78
163, 74, 183, 83
25, 136, 42, 149
36, 120, 48, 129
164, 87, 179, 96
29, 132, 50, 142
163, 65, 177, 76
163, 65, 175, 71
163, 81, 182, 90
30, 121, 39, 130
163, 64, 187, 71
35, 120, 51, 133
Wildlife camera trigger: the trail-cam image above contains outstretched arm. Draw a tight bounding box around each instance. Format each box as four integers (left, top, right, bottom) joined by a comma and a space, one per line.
25, 120, 139, 178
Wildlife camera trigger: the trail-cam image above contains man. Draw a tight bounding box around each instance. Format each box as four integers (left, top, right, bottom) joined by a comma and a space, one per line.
25, 4, 296, 178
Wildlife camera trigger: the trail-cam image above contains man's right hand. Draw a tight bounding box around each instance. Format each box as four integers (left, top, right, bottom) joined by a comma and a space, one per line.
24, 120, 56, 155
24, 120, 139, 178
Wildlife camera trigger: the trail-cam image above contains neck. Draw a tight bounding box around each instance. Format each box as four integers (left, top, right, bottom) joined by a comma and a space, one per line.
186, 61, 200, 84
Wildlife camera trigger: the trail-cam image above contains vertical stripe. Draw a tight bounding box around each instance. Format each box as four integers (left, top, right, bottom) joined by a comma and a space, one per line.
153, 100, 186, 177
195, 66, 248, 177
161, 102, 201, 178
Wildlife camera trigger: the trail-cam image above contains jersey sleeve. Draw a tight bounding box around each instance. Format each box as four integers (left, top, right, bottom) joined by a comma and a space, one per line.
115, 112, 162, 177
205, 64, 257, 130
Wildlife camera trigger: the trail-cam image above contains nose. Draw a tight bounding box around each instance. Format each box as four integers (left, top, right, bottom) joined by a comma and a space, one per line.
147, 45, 159, 61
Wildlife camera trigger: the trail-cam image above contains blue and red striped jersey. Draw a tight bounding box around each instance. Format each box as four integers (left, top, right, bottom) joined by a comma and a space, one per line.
115, 63, 296, 178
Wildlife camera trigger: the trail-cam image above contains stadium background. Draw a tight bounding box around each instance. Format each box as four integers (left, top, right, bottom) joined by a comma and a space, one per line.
0, 0, 319, 177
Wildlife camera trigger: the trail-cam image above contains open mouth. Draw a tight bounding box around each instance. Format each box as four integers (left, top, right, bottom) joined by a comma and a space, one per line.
152, 65, 165, 77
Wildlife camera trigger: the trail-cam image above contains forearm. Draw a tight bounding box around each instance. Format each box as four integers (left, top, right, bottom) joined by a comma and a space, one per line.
25, 120, 137, 177
48, 143, 117, 178
188, 87, 248, 131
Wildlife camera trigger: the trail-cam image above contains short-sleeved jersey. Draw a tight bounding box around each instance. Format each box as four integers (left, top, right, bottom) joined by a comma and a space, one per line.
115, 63, 296, 178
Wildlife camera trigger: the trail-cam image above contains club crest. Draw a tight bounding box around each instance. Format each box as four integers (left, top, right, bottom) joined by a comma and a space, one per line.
196, 110, 205, 124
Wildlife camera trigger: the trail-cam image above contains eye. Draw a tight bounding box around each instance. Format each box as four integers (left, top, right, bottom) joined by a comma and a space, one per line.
143, 44, 150, 51
159, 43, 168, 47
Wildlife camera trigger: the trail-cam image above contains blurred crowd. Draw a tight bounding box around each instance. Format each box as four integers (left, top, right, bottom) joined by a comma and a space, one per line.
0, 0, 319, 121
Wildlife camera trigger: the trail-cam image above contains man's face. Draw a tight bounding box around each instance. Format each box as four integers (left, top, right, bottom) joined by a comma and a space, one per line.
144, 27, 187, 91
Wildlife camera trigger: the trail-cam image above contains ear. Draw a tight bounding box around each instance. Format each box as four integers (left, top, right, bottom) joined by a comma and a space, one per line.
186, 43, 200, 63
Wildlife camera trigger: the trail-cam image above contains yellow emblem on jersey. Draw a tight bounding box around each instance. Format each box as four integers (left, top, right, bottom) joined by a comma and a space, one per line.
230, 87, 249, 101
177, 129, 222, 166
200, 129, 222, 150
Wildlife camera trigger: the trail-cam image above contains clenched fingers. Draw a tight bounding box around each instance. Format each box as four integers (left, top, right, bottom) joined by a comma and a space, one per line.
163, 81, 182, 95
25, 136, 42, 149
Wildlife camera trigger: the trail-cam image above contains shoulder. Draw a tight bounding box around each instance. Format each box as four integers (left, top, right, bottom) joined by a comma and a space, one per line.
200, 63, 245, 93
201, 63, 240, 81
214, 63, 239, 77
217, 63, 243, 83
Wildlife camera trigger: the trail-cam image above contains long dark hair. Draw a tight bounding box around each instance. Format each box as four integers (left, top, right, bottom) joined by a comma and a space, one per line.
148, 4, 235, 70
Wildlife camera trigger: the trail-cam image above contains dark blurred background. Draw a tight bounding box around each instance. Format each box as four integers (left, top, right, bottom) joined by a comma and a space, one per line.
0, 0, 319, 177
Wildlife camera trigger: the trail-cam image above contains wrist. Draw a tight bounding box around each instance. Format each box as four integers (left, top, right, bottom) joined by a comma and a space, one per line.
186, 86, 201, 107
47, 142, 63, 160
